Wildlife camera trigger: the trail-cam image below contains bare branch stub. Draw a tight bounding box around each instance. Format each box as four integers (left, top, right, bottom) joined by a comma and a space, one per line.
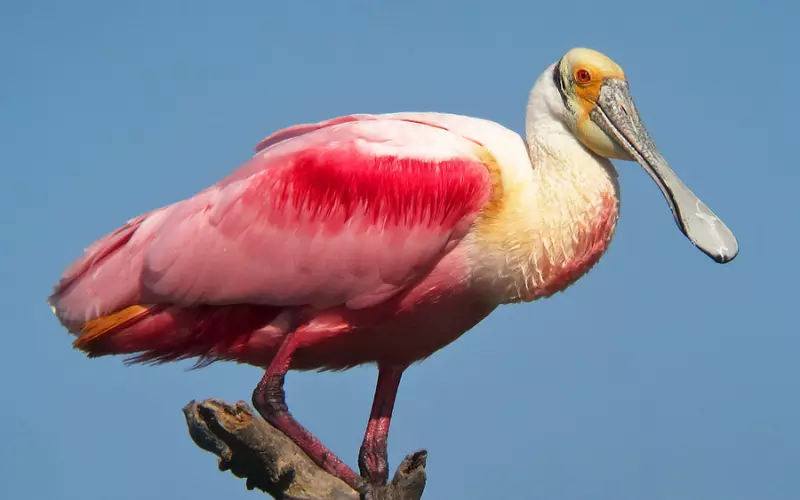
183, 399, 427, 500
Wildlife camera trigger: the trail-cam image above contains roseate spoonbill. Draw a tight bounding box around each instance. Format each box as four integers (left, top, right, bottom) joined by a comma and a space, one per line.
49, 47, 738, 496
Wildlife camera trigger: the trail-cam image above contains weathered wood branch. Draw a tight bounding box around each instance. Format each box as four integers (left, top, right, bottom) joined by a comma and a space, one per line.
183, 399, 427, 500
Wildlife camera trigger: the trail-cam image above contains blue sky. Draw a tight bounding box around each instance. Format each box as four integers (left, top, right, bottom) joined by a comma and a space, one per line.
2, 1, 797, 499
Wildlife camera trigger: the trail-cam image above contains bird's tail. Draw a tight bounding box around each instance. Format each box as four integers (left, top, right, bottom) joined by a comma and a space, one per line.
48, 204, 286, 367
65, 303, 283, 367
69, 304, 167, 358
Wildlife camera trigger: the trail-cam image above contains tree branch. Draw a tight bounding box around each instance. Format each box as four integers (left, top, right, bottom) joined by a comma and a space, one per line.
183, 399, 427, 500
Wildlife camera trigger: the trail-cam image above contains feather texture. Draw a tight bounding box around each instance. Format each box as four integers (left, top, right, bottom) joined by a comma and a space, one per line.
50, 116, 495, 357
49, 110, 620, 369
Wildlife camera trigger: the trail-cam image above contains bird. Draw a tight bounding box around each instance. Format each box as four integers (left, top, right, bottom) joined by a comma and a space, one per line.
48, 47, 738, 497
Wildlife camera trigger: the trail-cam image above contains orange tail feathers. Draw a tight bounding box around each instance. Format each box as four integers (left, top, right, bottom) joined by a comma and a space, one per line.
73, 305, 163, 356
71, 303, 283, 366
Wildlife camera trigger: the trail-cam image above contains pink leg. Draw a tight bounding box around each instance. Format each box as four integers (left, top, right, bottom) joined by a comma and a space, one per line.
252, 329, 363, 491
358, 365, 405, 486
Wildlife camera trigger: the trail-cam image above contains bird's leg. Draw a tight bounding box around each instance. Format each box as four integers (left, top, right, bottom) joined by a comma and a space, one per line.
252, 328, 363, 491
358, 365, 405, 486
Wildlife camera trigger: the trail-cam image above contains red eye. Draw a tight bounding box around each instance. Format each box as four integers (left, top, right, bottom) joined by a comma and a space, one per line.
575, 69, 592, 83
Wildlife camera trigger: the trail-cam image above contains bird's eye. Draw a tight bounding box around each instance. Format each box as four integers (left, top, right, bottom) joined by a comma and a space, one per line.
575, 69, 592, 84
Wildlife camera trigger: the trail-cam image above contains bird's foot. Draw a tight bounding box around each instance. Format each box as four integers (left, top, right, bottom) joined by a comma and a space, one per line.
356, 450, 428, 500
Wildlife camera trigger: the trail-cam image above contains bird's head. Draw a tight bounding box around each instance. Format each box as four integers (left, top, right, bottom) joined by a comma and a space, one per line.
537, 47, 738, 264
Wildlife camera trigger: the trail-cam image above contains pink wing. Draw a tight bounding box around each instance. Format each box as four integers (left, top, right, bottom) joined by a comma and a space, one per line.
51, 115, 493, 330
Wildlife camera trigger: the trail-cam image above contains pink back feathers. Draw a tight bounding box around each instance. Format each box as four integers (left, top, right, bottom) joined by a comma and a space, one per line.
50, 116, 494, 331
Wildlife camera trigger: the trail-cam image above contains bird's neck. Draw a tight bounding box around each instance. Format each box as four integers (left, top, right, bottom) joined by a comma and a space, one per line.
469, 109, 621, 304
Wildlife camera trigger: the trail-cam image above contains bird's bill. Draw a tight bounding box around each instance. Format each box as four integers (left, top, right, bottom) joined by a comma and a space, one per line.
591, 78, 738, 264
